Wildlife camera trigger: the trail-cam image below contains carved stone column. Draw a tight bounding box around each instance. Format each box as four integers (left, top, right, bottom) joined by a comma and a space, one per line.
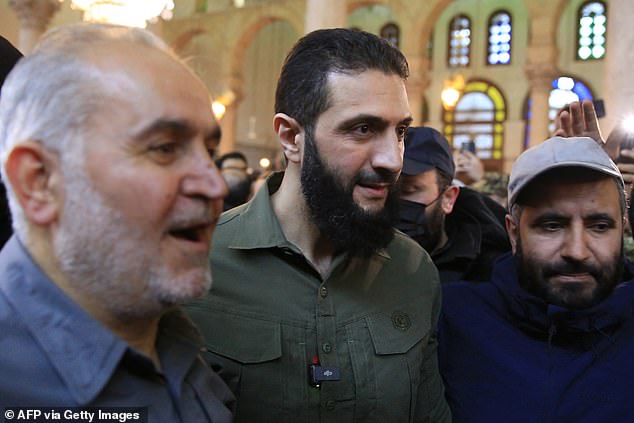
524, 46, 558, 148
304, 0, 346, 33
218, 73, 244, 156
405, 55, 431, 125
9, 0, 61, 53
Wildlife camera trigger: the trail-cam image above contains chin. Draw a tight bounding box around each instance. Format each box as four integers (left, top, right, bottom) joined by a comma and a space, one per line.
356, 200, 386, 214
152, 268, 212, 307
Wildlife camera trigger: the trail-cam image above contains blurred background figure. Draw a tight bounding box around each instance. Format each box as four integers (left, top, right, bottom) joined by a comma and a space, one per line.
472, 171, 510, 208
0, 35, 23, 249
453, 141, 485, 186
395, 127, 510, 283
607, 120, 634, 193
216, 151, 252, 211
249, 170, 272, 199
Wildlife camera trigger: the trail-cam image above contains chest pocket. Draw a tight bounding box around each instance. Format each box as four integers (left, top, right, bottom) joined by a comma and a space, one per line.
360, 300, 433, 422
366, 302, 431, 354
187, 306, 295, 423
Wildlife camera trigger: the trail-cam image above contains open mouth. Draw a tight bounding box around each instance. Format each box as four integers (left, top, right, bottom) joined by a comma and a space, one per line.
168, 224, 211, 244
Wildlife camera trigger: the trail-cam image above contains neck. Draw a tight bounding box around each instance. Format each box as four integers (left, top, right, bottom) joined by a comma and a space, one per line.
271, 170, 335, 278
106, 315, 162, 369
26, 232, 163, 370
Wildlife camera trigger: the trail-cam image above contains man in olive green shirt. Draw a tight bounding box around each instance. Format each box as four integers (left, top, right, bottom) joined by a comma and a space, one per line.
187, 28, 451, 423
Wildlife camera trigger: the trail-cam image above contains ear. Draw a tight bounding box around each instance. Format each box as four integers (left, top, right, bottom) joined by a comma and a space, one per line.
4, 141, 62, 226
273, 113, 303, 164
441, 185, 460, 214
505, 213, 518, 254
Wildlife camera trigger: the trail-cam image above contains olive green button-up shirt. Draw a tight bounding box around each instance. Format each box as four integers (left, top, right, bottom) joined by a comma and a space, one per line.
187, 173, 451, 423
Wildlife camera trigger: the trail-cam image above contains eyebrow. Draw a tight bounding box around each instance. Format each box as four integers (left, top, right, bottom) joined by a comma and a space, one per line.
532, 211, 617, 224
584, 212, 618, 224
132, 118, 221, 144
336, 114, 413, 132
132, 119, 194, 141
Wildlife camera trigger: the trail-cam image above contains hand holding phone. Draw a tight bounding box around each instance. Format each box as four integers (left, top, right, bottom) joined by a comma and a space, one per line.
460, 140, 476, 154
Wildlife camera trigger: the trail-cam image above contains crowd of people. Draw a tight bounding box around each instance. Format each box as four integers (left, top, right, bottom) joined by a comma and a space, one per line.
1, 22, 634, 423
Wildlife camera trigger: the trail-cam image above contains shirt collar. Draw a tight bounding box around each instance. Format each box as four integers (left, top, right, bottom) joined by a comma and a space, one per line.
0, 237, 206, 404
0, 236, 127, 404
224, 172, 391, 260
226, 172, 296, 250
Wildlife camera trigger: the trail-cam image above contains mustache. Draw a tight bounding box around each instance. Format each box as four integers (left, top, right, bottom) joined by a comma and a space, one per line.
167, 205, 218, 229
541, 260, 601, 279
354, 168, 399, 186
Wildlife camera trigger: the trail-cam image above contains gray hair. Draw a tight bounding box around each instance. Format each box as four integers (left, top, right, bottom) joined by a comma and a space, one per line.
0, 23, 175, 239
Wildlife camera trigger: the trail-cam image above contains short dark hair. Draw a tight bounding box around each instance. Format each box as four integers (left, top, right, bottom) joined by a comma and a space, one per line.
435, 169, 453, 194
216, 151, 247, 169
274, 28, 409, 131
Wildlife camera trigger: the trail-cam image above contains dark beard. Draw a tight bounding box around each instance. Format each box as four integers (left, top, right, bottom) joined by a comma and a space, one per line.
515, 235, 624, 310
300, 127, 399, 257
415, 200, 444, 253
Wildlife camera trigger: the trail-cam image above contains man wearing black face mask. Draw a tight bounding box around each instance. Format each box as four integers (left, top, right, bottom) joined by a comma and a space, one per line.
394, 127, 510, 282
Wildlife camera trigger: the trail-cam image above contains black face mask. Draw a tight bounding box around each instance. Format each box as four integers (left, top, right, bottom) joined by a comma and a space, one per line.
394, 196, 444, 252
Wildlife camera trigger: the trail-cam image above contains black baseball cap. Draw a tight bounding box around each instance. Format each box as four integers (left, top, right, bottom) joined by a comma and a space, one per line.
0, 36, 22, 90
403, 126, 455, 177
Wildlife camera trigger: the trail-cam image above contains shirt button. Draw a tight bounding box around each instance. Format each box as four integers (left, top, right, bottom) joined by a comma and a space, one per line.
320, 286, 328, 298
326, 400, 336, 410
322, 342, 332, 353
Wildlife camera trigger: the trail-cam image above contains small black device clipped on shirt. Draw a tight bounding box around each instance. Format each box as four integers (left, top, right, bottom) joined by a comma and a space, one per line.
309, 357, 341, 388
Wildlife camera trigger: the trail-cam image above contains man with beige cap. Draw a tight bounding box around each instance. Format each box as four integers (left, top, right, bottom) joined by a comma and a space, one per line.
437, 136, 634, 423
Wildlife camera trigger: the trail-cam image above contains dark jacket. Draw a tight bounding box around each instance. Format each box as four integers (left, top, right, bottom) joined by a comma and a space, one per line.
433, 186, 510, 283
438, 252, 634, 423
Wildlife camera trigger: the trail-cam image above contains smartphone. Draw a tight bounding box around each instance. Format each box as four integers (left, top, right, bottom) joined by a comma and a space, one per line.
460, 140, 476, 154
593, 99, 606, 118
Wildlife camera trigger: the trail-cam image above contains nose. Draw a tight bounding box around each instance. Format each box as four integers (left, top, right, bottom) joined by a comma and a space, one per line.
371, 131, 404, 175
560, 223, 592, 263
181, 145, 228, 202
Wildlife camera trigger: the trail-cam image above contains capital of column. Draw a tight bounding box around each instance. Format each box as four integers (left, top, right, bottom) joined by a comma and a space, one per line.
227, 73, 244, 104
405, 55, 431, 93
524, 44, 559, 91
524, 62, 559, 92
9, 0, 62, 31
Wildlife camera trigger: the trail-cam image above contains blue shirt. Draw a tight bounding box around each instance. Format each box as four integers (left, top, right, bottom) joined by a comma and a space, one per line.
0, 236, 234, 422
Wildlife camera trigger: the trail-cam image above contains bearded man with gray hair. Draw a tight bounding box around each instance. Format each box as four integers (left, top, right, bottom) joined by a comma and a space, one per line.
0, 23, 233, 421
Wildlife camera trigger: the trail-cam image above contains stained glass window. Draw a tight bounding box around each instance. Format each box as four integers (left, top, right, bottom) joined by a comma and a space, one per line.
487, 11, 511, 65
380, 22, 400, 48
448, 14, 471, 67
523, 76, 594, 147
577, 1, 606, 60
443, 80, 506, 170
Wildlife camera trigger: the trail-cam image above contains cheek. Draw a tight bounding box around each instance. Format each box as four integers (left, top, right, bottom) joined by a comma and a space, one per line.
329, 145, 371, 172
593, 235, 623, 262
102, 172, 180, 224
518, 231, 556, 261
211, 196, 224, 216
